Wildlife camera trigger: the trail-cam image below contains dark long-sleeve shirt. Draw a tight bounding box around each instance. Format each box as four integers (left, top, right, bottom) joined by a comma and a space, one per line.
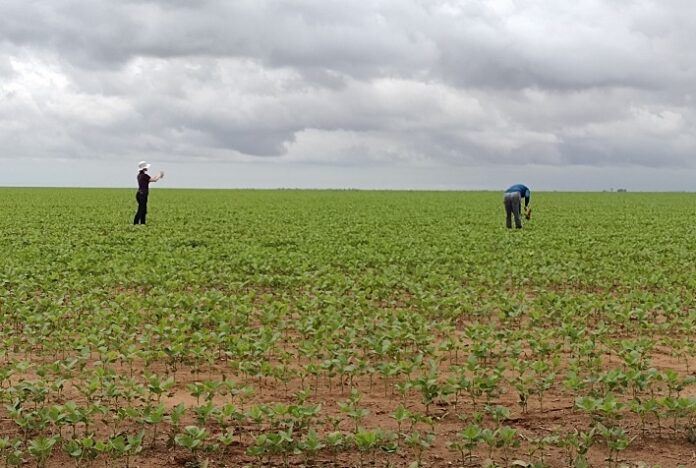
505, 184, 530, 207
137, 171, 151, 194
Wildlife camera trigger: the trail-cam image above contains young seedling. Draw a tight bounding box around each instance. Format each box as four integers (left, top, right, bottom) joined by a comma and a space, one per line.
558, 428, 595, 468
108, 431, 144, 468
298, 428, 325, 466
485, 405, 511, 430
28, 435, 58, 468
530, 361, 556, 412
414, 371, 442, 416
596, 424, 635, 467
495, 426, 520, 467
141, 403, 165, 447
391, 404, 412, 440
63, 435, 98, 467
145, 373, 175, 403
524, 434, 559, 467
404, 431, 434, 468
174, 426, 208, 464
0, 437, 24, 467
354, 429, 383, 467
338, 389, 369, 432
324, 431, 347, 466
455, 424, 483, 464
165, 403, 186, 447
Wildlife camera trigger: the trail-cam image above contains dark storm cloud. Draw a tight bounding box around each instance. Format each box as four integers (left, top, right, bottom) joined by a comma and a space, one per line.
1, 0, 696, 181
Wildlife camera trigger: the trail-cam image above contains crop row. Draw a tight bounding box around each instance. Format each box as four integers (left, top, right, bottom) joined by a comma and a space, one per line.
1, 189, 696, 466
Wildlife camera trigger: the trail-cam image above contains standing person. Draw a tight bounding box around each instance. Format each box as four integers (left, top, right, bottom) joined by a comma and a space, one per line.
133, 161, 164, 225
503, 184, 531, 229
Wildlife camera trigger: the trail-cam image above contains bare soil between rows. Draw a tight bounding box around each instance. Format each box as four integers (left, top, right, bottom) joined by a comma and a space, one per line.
0, 342, 692, 468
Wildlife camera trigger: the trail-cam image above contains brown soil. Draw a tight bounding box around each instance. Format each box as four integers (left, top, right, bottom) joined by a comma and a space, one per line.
1, 343, 692, 468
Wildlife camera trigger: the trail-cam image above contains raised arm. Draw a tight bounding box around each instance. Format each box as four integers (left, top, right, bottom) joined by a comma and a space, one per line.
150, 171, 165, 182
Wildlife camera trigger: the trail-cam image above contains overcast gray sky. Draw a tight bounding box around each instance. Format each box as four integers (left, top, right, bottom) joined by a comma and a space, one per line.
1, 0, 695, 190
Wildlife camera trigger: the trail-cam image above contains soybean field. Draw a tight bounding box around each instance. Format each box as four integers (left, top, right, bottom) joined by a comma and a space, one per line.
0, 188, 695, 467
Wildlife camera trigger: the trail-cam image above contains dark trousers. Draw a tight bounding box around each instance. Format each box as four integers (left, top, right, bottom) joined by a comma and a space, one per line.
504, 192, 522, 229
134, 191, 148, 224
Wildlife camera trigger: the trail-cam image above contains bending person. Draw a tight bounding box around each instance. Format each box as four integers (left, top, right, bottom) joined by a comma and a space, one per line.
503, 183, 531, 229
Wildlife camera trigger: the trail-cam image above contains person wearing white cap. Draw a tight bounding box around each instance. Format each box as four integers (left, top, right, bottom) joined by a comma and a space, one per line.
133, 161, 164, 225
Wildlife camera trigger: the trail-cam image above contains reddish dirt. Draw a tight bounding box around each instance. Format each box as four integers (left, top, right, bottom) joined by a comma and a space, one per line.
0, 346, 690, 468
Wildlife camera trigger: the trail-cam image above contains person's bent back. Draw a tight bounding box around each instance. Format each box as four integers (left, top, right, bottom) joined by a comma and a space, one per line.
503, 184, 530, 229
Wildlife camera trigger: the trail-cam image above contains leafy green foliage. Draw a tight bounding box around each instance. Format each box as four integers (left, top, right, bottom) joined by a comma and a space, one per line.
0, 189, 695, 465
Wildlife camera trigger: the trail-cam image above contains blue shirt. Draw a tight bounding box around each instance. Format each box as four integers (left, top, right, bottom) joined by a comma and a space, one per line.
505, 184, 530, 207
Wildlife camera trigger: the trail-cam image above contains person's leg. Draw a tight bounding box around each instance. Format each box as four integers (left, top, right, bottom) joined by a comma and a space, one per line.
512, 193, 522, 228
141, 195, 148, 224
134, 192, 146, 224
504, 195, 513, 228
134, 192, 142, 224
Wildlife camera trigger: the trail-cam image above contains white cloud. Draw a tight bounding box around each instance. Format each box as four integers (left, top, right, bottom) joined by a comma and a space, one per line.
0, 0, 695, 188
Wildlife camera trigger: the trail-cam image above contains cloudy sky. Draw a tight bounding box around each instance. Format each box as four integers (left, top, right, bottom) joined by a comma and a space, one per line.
1, 0, 695, 190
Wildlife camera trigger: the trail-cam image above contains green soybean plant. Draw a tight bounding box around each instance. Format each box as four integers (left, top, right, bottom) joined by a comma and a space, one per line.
404, 431, 434, 468
298, 428, 325, 466
354, 429, 383, 467
448, 424, 482, 465
28, 436, 58, 468
174, 426, 208, 464
0, 437, 24, 467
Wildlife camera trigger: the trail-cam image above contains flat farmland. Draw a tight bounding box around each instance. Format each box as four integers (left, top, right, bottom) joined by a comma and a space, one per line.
0, 188, 695, 467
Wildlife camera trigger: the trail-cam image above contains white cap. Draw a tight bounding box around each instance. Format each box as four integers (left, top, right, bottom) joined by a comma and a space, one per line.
138, 161, 151, 172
